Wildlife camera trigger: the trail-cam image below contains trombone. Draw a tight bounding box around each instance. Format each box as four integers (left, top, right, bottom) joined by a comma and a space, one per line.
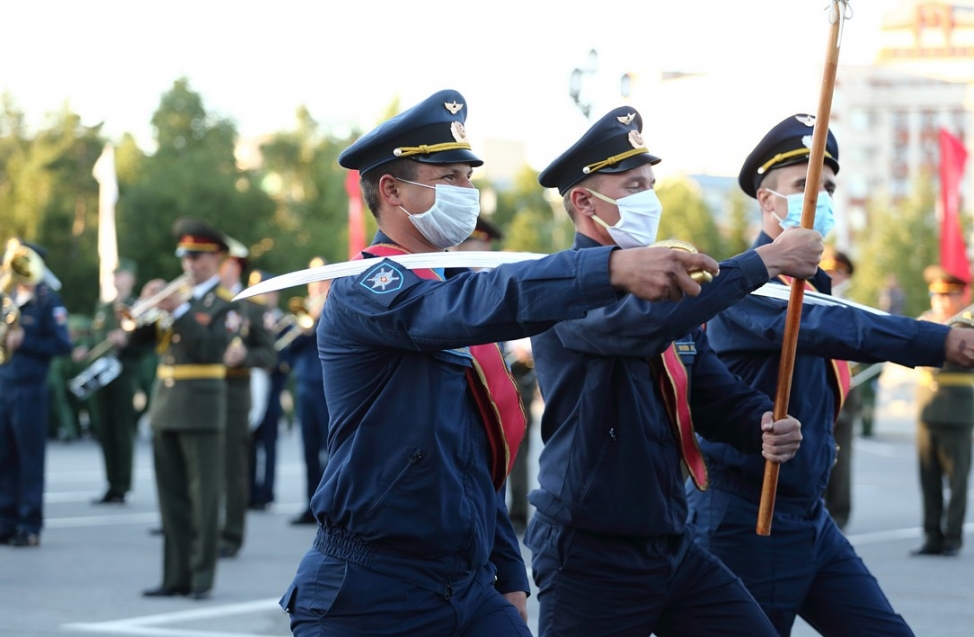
273, 295, 321, 351
119, 274, 192, 331
1, 238, 45, 365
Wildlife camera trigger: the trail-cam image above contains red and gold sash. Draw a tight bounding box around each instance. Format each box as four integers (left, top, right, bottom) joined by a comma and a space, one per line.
654, 344, 709, 490
778, 276, 852, 419
358, 244, 527, 490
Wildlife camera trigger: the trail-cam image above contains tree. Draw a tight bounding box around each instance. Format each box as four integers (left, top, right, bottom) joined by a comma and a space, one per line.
118, 78, 275, 286
656, 176, 724, 258
852, 173, 939, 318
491, 166, 573, 254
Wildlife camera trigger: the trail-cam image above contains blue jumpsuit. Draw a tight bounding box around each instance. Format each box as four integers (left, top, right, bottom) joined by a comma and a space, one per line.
280, 233, 622, 636
0, 284, 72, 540
689, 231, 949, 637
525, 233, 784, 637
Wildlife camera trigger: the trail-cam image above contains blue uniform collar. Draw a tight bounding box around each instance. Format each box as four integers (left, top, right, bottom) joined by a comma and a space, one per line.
573, 232, 605, 251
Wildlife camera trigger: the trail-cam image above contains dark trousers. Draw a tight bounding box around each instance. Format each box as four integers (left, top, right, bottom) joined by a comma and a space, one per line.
688, 486, 914, 637
917, 421, 973, 546
221, 378, 251, 551
826, 386, 860, 529
296, 384, 328, 507
95, 368, 138, 496
0, 383, 48, 536
282, 550, 531, 637
154, 428, 224, 591
249, 374, 285, 506
525, 514, 778, 637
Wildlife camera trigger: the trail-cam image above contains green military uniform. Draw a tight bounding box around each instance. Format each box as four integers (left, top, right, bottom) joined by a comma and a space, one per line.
137, 219, 237, 599
220, 290, 275, 556
915, 267, 974, 557
90, 287, 143, 502
916, 345, 974, 555
49, 315, 99, 441
138, 279, 234, 595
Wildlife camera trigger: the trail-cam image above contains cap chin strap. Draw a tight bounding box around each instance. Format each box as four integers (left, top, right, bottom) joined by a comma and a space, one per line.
393, 141, 472, 158
582, 147, 648, 175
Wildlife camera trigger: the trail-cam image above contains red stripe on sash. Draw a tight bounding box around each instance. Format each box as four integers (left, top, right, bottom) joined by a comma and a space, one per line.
656, 344, 709, 491
358, 244, 527, 490
778, 276, 851, 421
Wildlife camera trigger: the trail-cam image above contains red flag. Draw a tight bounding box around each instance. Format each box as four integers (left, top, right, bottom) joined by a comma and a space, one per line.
938, 128, 970, 283
345, 169, 366, 259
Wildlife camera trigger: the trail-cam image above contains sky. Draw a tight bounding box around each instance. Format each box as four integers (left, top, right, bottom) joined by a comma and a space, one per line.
1, 0, 912, 175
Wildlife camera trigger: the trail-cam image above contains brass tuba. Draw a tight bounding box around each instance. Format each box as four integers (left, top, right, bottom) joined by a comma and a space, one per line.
0, 238, 45, 364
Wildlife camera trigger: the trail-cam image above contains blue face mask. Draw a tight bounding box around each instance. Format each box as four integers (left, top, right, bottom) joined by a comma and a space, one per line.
766, 189, 835, 238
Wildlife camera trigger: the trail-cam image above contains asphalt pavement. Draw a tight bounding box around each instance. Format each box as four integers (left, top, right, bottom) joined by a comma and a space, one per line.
2, 362, 972, 636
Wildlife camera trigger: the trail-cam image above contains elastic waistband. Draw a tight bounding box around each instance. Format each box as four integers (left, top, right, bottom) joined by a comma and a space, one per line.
313, 526, 473, 598
156, 364, 226, 381
708, 465, 819, 518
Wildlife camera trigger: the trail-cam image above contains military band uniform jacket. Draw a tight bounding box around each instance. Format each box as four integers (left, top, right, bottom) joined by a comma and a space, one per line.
133, 276, 234, 594
90, 293, 144, 499
282, 232, 623, 612
688, 231, 950, 635
0, 284, 72, 540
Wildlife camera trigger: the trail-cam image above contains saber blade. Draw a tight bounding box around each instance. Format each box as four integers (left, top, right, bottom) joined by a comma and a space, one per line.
234, 251, 548, 300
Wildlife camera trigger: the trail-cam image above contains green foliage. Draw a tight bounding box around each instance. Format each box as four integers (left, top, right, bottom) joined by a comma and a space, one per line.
489, 165, 573, 253
656, 176, 724, 258
851, 174, 939, 318
118, 78, 275, 289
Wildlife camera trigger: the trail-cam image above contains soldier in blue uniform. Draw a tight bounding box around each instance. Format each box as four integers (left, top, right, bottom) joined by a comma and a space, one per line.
278, 90, 722, 636
688, 114, 974, 636
523, 106, 822, 637
0, 241, 72, 547
284, 259, 330, 526
248, 271, 288, 511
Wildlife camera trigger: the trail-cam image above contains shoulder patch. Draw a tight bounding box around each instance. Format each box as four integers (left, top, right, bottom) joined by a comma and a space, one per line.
53, 306, 68, 325
352, 258, 422, 308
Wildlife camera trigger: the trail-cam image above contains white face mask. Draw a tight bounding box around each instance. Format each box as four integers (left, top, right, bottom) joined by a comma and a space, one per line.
586, 188, 663, 248
397, 178, 481, 249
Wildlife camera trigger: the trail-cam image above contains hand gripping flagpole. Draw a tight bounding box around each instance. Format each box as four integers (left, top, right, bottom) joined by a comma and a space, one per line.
756, 0, 852, 537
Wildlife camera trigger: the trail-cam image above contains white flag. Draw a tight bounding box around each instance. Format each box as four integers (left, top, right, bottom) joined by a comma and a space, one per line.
92, 144, 119, 303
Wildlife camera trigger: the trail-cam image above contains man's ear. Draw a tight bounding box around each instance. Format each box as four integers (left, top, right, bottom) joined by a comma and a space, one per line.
570, 187, 596, 218
755, 188, 776, 213
379, 174, 402, 207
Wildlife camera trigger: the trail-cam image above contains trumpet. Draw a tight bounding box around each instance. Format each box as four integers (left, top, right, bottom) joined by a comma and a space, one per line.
1, 238, 45, 365
120, 274, 192, 331
273, 295, 319, 351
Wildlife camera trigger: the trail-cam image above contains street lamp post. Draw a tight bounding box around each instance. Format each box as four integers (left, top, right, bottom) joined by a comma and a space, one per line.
569, 49, 599, 120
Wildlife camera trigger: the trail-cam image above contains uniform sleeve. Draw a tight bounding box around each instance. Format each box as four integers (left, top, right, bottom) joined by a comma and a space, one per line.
686, 331, 770, 453
329, 248, 620, 351
551, 252, 769, 357
489, 487, 531, 595
715, 295, 949, 368
18, 292, 73, 358
240, 302, 277, 369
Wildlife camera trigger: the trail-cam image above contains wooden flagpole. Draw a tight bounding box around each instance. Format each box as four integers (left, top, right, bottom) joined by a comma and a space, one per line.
757, 0, 851, 536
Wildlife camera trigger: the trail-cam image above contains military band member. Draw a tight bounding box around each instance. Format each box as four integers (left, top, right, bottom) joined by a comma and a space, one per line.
135, 219, 235, 600
277, 89, 721, 636
89, 258, 144, 504
248, 271, 287, 511
690, 114, 974, 636
217, 242, 275, 558
914, 266, 974, 557
0, 241, 72, 548
285, 258, 330, 526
